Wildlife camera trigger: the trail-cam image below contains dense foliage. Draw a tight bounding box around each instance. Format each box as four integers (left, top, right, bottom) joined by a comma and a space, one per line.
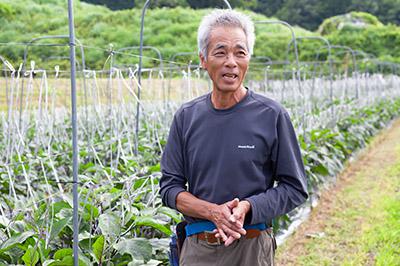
83, 0, 400, 30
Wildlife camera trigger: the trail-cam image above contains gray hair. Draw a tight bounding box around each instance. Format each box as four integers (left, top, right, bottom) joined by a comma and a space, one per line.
197, 9, 255, 59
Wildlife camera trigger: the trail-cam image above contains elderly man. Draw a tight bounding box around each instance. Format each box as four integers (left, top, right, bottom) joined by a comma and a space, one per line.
160, 9, 308, 265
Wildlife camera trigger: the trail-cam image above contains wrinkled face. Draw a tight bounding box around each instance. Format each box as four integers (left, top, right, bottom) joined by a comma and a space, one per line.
200, 26, 250, 93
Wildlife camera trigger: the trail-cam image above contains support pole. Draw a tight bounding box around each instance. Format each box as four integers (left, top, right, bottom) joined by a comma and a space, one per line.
67, 0, 79, 265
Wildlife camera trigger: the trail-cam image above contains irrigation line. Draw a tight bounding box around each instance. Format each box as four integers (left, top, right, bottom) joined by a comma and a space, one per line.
66, 0, 79, 264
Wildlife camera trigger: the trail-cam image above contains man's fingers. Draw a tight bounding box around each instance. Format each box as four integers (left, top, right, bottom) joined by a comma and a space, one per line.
221, 225, 241, 239
220, 218, 246, 236
229, 211, 243, 225
225, 198, 239, 209
224, 236, 236, 247
218, 228, 228, 241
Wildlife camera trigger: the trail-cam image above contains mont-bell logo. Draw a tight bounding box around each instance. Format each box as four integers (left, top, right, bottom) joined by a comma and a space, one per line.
238, 145, 255, 149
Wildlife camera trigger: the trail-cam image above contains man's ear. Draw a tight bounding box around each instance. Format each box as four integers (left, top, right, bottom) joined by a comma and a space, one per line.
199, 53, 207, 70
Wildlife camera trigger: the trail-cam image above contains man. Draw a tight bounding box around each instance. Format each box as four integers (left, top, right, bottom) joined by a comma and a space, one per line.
160, 9, 308, 265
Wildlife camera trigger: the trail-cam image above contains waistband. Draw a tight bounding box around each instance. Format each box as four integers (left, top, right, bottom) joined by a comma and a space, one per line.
185, 221, 267, 237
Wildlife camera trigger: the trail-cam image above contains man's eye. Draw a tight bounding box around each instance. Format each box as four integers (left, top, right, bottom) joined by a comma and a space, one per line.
214, 51, 225, 56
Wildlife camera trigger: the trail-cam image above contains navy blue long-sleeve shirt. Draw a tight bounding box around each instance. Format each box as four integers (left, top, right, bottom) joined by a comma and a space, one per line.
159, 89, 308, 225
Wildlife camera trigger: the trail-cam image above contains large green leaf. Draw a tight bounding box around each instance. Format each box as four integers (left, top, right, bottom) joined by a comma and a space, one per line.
22, 245, 39, 266
92, 235, 105, 264
157, 207, 182, 223
50, 217, 71, 240
311, 164, 330, 176
148, 163, 160, 173
113, 238, 152, 263
52, 201, 72, 215
0, 231, 35, 251
53, 248, 72, 260
98, 212, 121, 238
51, 249, 89, 266
135, 216, 172, 236
82, 203, 99, 221
47, 256, 79, 266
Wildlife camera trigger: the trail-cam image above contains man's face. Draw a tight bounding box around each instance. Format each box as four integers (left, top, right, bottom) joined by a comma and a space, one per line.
200, 26, 250, 93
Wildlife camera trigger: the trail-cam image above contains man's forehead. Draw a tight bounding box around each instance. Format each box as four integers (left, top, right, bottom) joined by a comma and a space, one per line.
213, 43, 248, 50
208, 26, 247, 45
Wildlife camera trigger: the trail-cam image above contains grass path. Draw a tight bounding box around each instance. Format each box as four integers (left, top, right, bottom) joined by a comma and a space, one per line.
276, 119, 400, 266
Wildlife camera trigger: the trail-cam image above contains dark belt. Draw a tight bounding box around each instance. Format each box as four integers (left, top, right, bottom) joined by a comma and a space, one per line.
195, 228, 264, 245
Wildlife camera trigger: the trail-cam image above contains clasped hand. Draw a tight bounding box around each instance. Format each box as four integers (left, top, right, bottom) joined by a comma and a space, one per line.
209, 198, 251, 246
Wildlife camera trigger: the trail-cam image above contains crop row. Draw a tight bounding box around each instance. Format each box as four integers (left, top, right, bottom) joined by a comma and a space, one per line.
0, 68, 399, 264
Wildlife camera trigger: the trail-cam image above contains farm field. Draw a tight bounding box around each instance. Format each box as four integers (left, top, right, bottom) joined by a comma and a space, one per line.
1, 61, 399, 265
276, 118, 400, 265
1, 1, 400, 265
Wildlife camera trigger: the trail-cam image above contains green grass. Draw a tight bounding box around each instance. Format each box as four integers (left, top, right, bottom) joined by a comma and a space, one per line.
343, 160, 400, 266
294, 143, 400, 265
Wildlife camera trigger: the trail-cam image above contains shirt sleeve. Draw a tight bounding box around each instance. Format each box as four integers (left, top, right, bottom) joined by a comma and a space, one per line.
244, 110, 308, 224
159, 112, 187, 210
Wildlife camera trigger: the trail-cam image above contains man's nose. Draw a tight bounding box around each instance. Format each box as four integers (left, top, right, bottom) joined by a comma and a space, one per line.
224, 53, 238, 68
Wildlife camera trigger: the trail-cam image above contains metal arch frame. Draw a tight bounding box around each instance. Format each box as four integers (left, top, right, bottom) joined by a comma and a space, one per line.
350, 50, 378, 74
168, 51, 200, 102
115, 45, 166, 117
136, 0, 232, 155
21, 35, 88, 129
353, 50, 375, 60
246, 56, 273, 92
315, 45, 359, 98
371, 60, 398, 74
43, 56, 82, 73
169, 51, 199, 65
254, 20, 302, 94
325, 45, 358, 98
22, 35, 86, 71
251, 55, 273, 64
250, 55, 272, 69
286, 36, 334, 102
315, 44, 356, 72
168, 51, 198, 99
114, 45, 164, 71
169, 51, 199, 74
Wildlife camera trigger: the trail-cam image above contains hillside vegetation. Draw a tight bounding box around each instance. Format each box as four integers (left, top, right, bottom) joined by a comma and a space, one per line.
84, 0, 400, 31
0, 0, 399, 70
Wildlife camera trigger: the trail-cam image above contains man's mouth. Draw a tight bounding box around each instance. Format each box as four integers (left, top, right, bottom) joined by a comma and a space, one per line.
222, 73, 238, 80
